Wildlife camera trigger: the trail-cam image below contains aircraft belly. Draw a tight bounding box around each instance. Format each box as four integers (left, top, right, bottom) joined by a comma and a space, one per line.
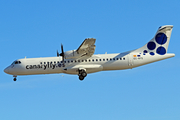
63, 64, 103, 74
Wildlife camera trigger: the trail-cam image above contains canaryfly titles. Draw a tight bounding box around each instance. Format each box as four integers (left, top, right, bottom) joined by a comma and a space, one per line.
26, 63, 64, 70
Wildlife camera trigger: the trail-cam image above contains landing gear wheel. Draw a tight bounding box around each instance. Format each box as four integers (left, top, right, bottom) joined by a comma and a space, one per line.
13, 78, 17, 81
78, 69, 87, 81
81, 72, 87, 77
79, 75, 84, 81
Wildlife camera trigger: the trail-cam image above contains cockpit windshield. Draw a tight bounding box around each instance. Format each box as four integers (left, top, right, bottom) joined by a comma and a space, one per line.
11, 60, 21, 65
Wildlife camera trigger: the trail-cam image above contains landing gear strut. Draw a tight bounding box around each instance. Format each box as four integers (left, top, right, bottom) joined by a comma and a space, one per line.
78, 69, 87, 81
13, 75, 17, 81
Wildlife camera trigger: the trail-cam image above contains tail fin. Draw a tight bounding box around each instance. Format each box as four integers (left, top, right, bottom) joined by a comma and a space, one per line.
134, 25, 173, 55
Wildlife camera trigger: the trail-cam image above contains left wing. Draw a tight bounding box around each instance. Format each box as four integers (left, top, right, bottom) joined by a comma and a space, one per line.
76, 38, 96, 57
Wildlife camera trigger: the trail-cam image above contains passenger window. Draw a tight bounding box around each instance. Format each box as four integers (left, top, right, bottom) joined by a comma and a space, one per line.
103, 59, 105, 61
85, 60, 87, 62
54, 61, 56, 64
99, 59, 101, 61
92, 59, 94, 62
57, 61, 59, 64
64, 61, 66, 63
82, 60, 84, 62
110, 58, 112, 61
120, 58, 122, 60
116, 58, 118, 60
89, 59, 91, 62
68, 61, 70, 63
123, 58, 125, 60
107, 59, 108, 61
113, 58, 115, 60
71, 60, 73, 63
75, 60, 77, 62
96, 59, 98, 61
78, 60, 80, 62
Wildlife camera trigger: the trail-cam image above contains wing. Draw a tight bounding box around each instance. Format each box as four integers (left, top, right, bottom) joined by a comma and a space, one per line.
76, 38, 96, 57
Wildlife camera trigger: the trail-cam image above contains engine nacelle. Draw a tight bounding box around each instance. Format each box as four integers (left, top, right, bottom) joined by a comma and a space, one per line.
64, 50, 81, 59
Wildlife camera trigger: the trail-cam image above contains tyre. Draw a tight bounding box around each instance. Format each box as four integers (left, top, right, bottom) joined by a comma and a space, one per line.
81, 72, 87, 77
13, 78, 17, 81
79, 75, 84, 81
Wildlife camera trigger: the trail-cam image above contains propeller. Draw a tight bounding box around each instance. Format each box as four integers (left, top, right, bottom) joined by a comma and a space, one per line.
57, 50, 60, 57
58, 44, 65, 67
60, 44, 64, 57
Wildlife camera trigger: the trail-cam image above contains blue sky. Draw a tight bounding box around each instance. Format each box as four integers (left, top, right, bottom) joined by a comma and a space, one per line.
1, 0, 180, 120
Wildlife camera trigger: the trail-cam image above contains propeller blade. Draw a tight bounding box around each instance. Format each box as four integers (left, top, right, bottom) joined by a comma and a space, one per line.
60, 44, 64, 57
60, 43, 65, 67
61, 44, 64, 54
57, 50, 59, 57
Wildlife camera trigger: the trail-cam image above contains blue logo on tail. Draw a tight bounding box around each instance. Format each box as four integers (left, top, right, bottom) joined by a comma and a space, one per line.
144, 32, 167, 56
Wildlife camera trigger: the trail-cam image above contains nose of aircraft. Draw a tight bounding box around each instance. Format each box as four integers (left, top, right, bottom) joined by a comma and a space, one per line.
4, 67, 9, 74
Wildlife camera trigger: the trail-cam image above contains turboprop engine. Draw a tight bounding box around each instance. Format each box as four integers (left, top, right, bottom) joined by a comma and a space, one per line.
63, 50, 82, 59
57, 38, 96, 65
57, 44, 83, 63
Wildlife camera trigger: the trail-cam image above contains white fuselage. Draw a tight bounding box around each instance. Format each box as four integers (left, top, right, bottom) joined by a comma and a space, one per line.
4, 25, 175, 81
4, 52, 175, 76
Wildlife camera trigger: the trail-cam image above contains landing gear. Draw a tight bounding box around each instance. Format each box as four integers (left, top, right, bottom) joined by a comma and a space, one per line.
13, 78, 17, 81
13, 75, 17, 81
78, 69, 87, 81
79, 75, 84, 81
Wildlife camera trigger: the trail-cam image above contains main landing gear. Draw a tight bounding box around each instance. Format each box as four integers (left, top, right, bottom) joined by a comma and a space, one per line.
78, 69, 87, 81
13, 75, 17, 81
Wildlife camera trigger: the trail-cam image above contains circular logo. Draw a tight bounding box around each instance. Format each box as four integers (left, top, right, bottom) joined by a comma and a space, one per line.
147, 42, 156, 50
155, 33, 167, 45
156, 46, 166, 55
143, 50, 148, 53
149, 52, 155, 56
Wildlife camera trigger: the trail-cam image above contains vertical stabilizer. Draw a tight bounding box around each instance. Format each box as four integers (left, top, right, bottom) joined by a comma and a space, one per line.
134, 25, 173, 55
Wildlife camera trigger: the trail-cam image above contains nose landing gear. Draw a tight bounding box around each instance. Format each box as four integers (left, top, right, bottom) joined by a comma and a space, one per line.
13, 75, 17, 81
78, 69, 87, 81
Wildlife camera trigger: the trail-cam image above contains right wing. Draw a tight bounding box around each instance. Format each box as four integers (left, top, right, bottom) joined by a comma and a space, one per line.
76, 38, 96, 57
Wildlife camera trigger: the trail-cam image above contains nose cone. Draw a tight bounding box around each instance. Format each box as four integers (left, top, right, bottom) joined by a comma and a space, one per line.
4, 67, 10, 74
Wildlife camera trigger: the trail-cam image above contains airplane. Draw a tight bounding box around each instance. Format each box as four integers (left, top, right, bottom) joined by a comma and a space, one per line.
4, 25, 175, 81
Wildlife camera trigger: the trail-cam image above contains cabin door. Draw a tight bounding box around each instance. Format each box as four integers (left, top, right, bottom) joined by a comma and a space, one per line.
128, 53, 134, 67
